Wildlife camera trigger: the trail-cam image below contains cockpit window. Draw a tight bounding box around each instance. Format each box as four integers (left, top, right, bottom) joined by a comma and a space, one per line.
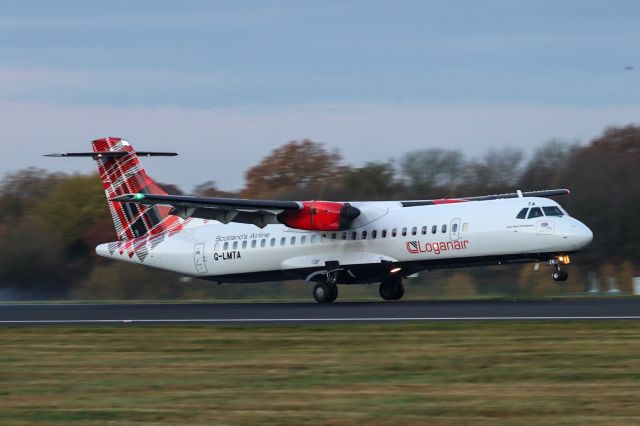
527, 207, 543, 219
542, 206, 564, 217
516, 208, 528, 219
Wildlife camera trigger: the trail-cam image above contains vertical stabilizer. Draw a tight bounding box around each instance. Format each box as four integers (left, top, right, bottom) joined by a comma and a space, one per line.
91, 137, 179, 240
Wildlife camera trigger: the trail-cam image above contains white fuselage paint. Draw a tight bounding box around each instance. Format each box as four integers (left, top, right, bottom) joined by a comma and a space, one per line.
96, 197, 593, 283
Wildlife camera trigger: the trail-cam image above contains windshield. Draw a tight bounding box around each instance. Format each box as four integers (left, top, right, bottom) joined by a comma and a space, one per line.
542, 206, 564, 217
527, 207, 543, 219
516, 208, 528, 219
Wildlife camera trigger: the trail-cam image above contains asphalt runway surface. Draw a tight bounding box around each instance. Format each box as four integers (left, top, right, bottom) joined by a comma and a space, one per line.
1, 298, 640, 325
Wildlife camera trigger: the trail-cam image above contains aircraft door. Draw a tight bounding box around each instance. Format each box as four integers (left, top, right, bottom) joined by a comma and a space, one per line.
193, 242, 208, 274
450, 218, 461, 241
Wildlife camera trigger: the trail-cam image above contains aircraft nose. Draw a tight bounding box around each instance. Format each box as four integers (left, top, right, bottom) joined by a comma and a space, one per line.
572, 221, 593, 249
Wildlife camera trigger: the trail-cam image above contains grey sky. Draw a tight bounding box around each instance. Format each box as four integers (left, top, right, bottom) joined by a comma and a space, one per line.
1, 1, 638, 191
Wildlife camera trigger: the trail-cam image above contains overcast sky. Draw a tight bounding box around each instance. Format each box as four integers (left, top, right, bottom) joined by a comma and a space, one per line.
1, 1, 639, 191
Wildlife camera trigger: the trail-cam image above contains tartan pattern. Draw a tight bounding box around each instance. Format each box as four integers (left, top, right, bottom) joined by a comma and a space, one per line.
92, 137, 188, 262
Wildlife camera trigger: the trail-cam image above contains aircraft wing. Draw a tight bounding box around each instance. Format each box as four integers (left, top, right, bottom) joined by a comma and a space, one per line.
111, 193, 301, 228
399, 189, 570, 207
112, 188, 569, 229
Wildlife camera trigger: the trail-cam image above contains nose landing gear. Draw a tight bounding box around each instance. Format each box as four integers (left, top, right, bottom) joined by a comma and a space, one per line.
552, 267, 569, 282
551, 256, 570, 282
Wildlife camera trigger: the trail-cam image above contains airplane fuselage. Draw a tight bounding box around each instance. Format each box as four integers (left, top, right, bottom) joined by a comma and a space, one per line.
97, 196, 593, 285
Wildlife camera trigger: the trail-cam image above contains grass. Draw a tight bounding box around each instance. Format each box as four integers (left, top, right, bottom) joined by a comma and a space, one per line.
1, 322, 640, 425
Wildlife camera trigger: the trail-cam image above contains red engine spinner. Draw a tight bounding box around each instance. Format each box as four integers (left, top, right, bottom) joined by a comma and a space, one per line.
277, 201, 361, 231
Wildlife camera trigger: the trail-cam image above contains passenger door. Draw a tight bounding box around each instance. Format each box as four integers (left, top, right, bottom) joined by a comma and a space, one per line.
193, 243, 208, 274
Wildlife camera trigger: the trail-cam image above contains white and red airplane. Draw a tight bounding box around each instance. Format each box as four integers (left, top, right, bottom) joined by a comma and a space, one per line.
48, 137, 593, 303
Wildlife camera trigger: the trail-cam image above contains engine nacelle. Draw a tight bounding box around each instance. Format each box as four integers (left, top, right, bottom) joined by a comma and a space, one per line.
278, 201, 361, 231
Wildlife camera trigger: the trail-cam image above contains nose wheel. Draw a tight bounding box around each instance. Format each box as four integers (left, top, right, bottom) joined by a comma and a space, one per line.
551, 256, 570, 282
552, 267, 569, 282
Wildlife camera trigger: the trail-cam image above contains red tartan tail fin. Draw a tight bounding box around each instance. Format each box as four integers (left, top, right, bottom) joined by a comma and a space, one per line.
92, 137, 181, 241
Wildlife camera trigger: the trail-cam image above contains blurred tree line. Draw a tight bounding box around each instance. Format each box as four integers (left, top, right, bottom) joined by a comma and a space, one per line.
0, 125, 638, 300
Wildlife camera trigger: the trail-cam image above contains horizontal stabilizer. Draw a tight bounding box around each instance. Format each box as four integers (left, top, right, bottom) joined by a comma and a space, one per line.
44, 151, 178, 158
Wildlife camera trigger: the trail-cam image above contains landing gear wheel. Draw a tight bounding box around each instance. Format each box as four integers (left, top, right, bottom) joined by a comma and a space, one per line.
379, 280, 395, 301
552, 269, 569, 282
327, 284, 338, 303
379, 279, 404, 301
392, 281, 405, 300
313, 282, 337, 303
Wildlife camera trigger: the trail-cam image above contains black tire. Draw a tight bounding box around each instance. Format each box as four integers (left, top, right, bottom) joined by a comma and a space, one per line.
379, 280, 396, 301
392, 281, 405, 300
313, 282, 334, 303
327, 284, 339, 303
552, 269, 567, 282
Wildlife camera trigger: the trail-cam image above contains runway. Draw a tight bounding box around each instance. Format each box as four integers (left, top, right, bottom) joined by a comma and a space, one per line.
1, 298, 640, 324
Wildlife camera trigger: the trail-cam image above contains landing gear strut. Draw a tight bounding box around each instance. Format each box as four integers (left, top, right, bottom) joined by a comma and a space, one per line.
379, 278, 405, 301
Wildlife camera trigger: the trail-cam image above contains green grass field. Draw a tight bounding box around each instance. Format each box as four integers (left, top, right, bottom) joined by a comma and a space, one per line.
2, 322, 640, 425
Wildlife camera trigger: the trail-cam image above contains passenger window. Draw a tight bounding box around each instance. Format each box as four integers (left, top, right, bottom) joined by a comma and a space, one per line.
341, 232, 347, 240
432, 225, 437, 234
351, 231, 357, 240
452, 223, 458, 233
361, 230, 367, 239
280, 237, 286, 246
411, 227, 417, 236
311, 234, 317, 244
223, 242, 229, 251
331, 233, 337, 240
214, 242, 220, 251
542, 206, 564, 217
232, 241, 238, 250
381, 229, 387, 238
421, 226, 427, 235
270, 238, 276, 247
462, 223, 468, 232
260, 239, 266, 248
441, 224, 447, 233
516, 208, 528, 219
372, 229, 377, 239
301, 236, 306, 245
391, 228, 397, 237
401, 227, 407, 237
527, 207, 543, 219
291, 236, 296, 245
251, 240, 257, 248
242, 240, 247, 249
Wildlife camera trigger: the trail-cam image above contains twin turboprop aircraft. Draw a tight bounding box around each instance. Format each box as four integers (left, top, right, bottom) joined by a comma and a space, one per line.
48, 137, 593, 303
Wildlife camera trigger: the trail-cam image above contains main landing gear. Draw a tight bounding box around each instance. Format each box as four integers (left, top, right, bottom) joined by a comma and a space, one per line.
313, 270, 339, 303
379, 278, 405, 301
313, 282, 338, 303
